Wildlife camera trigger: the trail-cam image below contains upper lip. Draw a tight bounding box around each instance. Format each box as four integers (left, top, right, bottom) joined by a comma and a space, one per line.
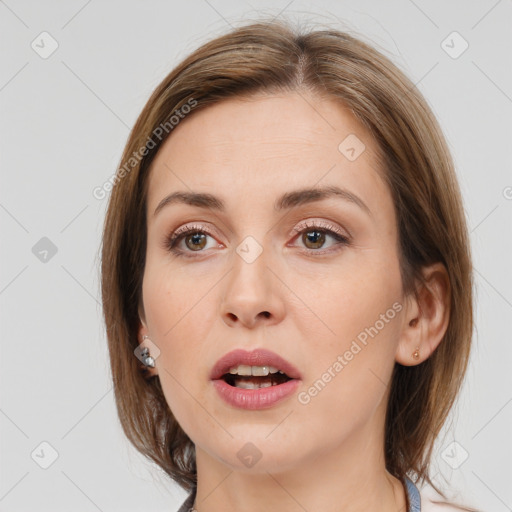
210, 348, 302, 380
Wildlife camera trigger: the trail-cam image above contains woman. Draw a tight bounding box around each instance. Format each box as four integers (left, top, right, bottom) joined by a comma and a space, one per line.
100, 18, 478, 512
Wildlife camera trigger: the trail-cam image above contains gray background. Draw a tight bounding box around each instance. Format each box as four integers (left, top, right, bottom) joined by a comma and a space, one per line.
1, 1, 511, 510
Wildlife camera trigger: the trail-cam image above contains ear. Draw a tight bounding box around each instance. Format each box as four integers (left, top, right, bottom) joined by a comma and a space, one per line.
137, 314, 159, 378
395, 262, 451, 366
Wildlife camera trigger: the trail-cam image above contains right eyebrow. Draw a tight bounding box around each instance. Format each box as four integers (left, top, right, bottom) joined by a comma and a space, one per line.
153, 191, 225, 217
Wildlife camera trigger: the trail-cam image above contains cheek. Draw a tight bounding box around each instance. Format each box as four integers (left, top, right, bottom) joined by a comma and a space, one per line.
141, 268, 216, 427
143, 259, 214, 334
142, 263, 218, 381
288, 254, 403, 408
294, 302, 401, 444
289, 253, 402, 344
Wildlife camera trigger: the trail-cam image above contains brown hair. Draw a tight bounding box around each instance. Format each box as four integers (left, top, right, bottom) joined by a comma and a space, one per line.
100, 17, 474, 506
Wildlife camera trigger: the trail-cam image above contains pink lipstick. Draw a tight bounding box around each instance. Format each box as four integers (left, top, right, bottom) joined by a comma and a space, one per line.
210, 348, 302, 410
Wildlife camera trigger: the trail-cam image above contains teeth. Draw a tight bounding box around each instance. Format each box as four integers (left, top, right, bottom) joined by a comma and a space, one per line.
228, 364, 281, 376
234, 380, 275, 389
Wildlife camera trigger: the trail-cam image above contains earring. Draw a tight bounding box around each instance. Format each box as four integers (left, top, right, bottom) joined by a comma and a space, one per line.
412, 347, 420, 360
140, 335, 155, 368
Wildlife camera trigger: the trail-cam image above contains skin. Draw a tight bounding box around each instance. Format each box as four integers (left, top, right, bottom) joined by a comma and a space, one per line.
138, 91, 450, 512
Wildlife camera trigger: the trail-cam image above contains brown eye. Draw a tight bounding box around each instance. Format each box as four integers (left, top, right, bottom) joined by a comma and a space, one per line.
302, 229, 326, 250
163, 224, 219, 257
184, 232, 207, 251
292, 221, 350, 255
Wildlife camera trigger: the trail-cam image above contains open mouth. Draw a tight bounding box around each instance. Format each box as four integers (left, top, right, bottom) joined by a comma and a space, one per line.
221, 372, 293, 389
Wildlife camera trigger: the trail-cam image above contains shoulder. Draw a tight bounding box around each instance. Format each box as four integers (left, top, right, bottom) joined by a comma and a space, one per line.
419, 485, 481, 512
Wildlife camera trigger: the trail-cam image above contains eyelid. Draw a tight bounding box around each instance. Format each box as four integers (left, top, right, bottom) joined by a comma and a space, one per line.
290, 219, 350, 241
169, 222, 217, 241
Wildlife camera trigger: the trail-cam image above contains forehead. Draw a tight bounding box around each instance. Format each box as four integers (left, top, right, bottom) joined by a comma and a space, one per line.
146, 92, 386, 215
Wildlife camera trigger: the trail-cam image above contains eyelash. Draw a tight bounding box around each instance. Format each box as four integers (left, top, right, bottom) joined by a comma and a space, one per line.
163, 221, 350, 258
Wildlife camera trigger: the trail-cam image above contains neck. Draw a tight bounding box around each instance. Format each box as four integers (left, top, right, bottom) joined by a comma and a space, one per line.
191, 419, 407, 512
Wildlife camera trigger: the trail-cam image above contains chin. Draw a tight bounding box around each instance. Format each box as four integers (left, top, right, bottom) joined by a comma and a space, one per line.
207, 434, 305, 474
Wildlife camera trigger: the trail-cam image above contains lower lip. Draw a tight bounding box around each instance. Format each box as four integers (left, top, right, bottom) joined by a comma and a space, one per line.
212, 378, 301, 410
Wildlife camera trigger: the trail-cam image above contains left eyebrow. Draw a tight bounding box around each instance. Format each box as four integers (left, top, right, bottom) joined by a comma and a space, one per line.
274, 185, 372, 217
153, 185, 372, 218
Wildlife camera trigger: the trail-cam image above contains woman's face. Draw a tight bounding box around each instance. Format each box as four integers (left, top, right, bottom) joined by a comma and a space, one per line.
140, 91, 408, 474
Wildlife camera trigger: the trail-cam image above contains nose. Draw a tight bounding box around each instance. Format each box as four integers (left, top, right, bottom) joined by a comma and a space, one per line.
220, 246, 285, 329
